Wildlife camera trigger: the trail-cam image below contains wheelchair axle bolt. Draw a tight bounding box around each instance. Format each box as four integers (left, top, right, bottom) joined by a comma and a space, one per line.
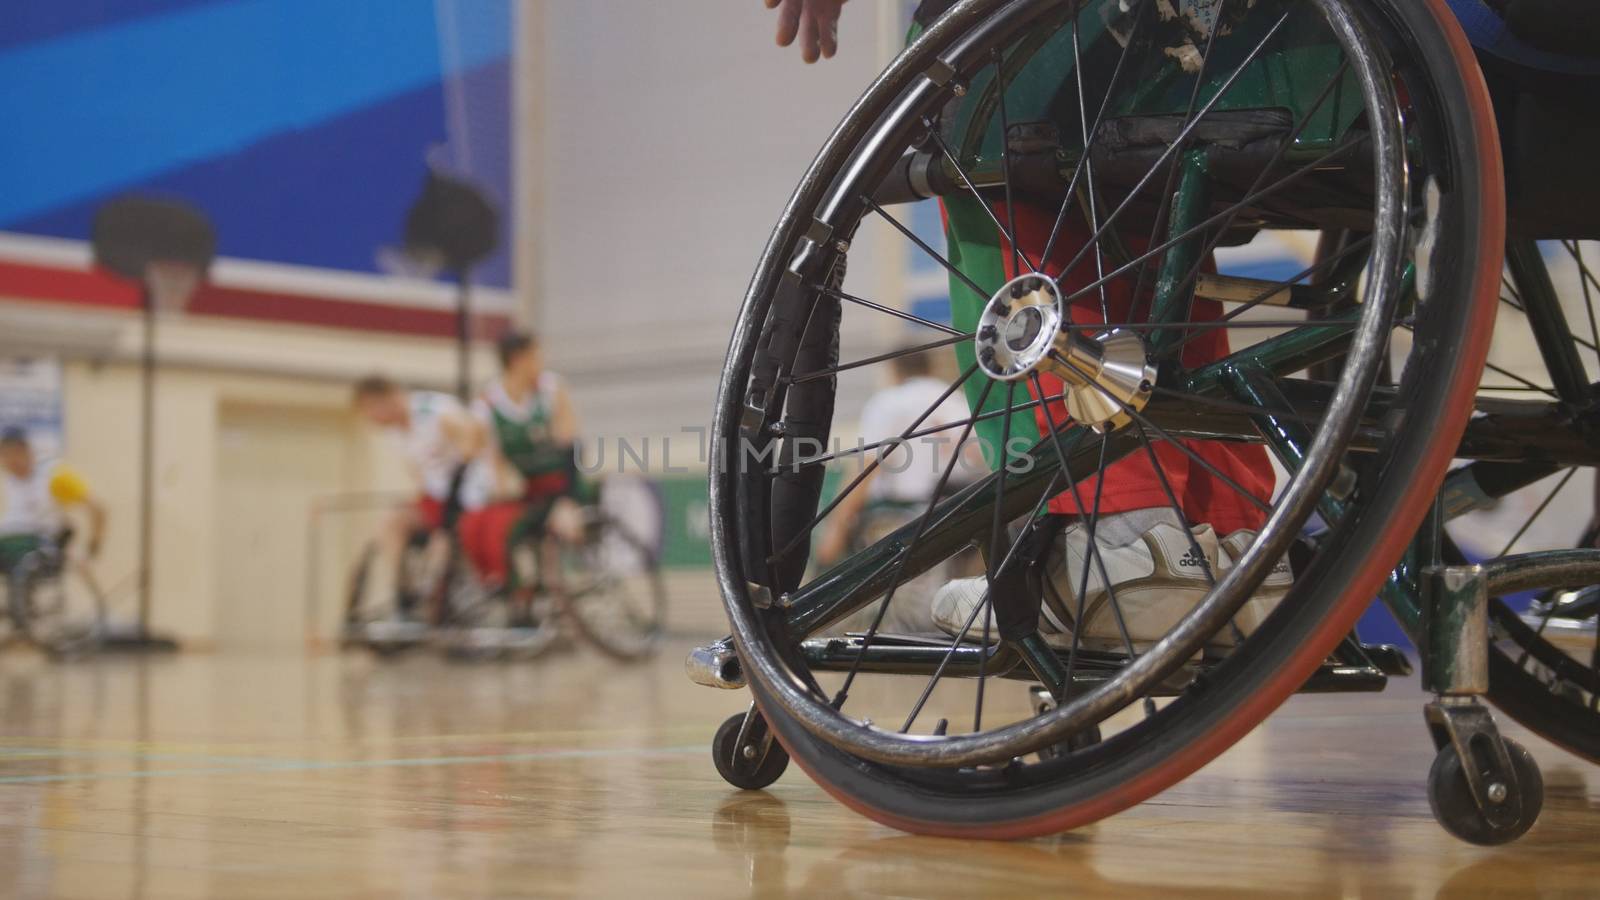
1486, 782, 1507, 804
741, 744, 758, 761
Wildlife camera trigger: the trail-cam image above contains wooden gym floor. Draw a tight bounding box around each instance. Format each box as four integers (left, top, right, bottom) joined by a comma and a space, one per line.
0, 639, 1595, 899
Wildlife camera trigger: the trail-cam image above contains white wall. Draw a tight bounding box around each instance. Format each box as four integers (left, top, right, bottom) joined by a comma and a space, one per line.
528, 1, 917, 454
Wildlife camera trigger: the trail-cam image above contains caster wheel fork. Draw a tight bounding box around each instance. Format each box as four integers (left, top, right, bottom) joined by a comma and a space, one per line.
1420, 564, 1544, 845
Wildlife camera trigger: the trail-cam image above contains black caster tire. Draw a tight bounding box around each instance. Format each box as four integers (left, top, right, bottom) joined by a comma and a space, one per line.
713, 713, 789, 791
1427, 737, 1544, 846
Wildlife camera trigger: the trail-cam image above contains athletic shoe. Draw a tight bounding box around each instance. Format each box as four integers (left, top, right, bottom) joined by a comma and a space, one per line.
1217, 529, 1294, 643
932, 520, 1282, 653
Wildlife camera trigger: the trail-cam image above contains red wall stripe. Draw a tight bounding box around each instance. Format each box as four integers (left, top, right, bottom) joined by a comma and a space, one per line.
0, 260, 510, 339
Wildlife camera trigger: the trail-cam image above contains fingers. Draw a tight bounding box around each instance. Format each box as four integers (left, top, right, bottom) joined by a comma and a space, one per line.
818, 0, 840, 59
770, 0, 845, 62
798, 10, 820, 63
774, 0, 802, 47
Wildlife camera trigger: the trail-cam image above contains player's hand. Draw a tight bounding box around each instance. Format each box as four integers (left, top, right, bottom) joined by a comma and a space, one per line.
765, 0, 848, 63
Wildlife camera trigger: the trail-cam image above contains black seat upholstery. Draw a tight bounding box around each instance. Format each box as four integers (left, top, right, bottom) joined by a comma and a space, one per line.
1493, 0, 1600, 58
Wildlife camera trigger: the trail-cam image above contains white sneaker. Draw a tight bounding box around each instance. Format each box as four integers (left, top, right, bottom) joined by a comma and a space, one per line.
930, 575, 995, 642
932, 520, 1293, 653
1043, 521, 1223, 652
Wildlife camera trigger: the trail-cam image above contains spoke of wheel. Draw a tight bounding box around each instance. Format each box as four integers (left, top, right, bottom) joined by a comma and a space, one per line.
1159, 234, 1374, 360
769, 363, 979, 565
1067, 8, 1112, 320
1400, 321, 1560, 399
1154, 60, 1353, 342
797, 387, 1069, 468
1496, 467, 1578, 558
1564, 241, 1600, 360
1077, 435, 1147, 660
1049, 8, 1292, 294
1129, 422, 1244, 652
1130, 421, 1246, 648
1057, 352, 1274, 518
995, 48, 1023, 279
975, 381, 1019, 732
815, 283, 964, 337
1039, 0, 1146, 268
1032, 374, 1141, 682
900, 469, 1069, 734
926, 123, 1042, 275
786, 331, 972, 385
834, 379, 997, 706
1057, 135, 1371, 319
1128, 0, 1230, 317
1499, 286, 1600, 356
1502, 273, 1523, 305
863, 196, 991, 299
1053, 351, 1272, 515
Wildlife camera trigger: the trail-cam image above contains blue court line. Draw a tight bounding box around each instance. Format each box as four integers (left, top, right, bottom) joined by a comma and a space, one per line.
0, 747, 300, 766
0, 744, 702, 786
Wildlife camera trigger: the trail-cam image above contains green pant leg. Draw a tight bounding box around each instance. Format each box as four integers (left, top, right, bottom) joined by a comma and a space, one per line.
0, 534, 43, 575
503, 499, 556, 590
943, 194, 1044, 469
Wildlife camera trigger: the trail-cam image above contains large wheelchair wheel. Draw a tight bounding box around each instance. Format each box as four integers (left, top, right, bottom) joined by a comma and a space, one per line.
562, 475, 667, 660
341, 532, 435, 654
709, 0, 1502, 836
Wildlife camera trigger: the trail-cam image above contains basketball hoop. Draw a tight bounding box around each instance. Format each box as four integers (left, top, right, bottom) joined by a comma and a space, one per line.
144, 259, 202, 313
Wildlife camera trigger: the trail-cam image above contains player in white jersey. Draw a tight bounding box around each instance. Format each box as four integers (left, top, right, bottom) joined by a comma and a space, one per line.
352, 376, 488, 621
815, 348, 980, 568
0, 427, 105, 576
814, 350, 983, 634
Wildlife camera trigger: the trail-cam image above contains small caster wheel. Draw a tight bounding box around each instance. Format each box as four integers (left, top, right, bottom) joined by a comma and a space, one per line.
1427, 737, 1544, 845
713, 712, 789, 790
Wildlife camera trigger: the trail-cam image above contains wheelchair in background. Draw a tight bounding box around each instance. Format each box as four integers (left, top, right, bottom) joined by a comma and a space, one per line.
343, 474, 668, 662
3, 531, 107, 657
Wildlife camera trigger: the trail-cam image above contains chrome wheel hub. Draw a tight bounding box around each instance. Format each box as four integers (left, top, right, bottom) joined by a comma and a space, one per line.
974, 274, 1156, 433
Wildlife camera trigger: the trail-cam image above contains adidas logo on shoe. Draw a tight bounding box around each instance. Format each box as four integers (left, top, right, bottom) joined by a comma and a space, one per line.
1178, 546, 1209, 569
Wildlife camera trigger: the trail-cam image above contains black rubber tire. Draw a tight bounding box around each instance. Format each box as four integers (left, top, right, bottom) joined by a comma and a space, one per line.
713, 714, 790, 791
1485, 608, 1600, 765
725, 0, 1506, 838
1427, 737, 1544, 846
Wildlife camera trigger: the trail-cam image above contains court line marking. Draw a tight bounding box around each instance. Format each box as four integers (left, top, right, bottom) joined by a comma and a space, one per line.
0, 722, 733, 755
0, 744, 703, 786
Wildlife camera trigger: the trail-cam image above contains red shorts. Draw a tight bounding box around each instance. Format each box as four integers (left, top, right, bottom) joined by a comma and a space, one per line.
458, 501, 523, 586
456, 479, 572, 585
415, 495, 446, 531
993, 200, 1274, 537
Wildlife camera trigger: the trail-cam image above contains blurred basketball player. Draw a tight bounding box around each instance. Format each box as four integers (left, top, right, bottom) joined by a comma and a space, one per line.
0, 427, 105, 577
352, 375, 487, 622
